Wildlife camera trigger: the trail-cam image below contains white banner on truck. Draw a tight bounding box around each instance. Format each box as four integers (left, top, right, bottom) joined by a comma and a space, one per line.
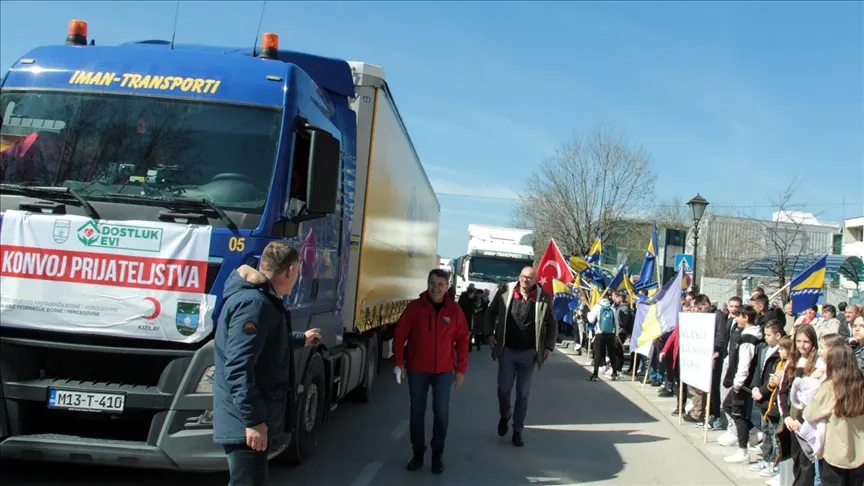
0, 210, 215, 343
678, 312, 716, 393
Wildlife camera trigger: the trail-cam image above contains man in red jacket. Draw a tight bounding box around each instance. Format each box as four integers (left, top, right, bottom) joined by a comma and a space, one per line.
393, 268, 470, 475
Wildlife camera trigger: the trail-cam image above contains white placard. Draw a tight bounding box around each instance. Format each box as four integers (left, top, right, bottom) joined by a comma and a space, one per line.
0, 210, 215, 343
678, 312, 716, 393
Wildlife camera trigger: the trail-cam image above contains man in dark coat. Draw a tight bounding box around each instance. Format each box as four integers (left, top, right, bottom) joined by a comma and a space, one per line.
213, 242, 321, 486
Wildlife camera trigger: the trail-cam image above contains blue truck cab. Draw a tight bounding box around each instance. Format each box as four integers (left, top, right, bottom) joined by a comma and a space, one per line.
0, 20, 385, 471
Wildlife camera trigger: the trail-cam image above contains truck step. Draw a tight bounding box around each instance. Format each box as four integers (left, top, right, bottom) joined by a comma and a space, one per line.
329, 403, 338, 412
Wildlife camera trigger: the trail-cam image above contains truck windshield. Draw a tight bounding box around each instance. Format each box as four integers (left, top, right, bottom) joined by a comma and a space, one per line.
469, 257, 533, 283
0, 90, 282, 213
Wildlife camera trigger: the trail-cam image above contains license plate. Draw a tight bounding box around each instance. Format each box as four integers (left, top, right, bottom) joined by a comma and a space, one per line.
47, 388, 126, 413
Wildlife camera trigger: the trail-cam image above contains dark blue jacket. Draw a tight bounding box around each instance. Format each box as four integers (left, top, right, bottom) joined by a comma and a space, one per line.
213, 265, 306, 445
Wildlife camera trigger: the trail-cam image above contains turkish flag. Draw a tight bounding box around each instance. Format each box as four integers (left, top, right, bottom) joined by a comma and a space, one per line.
537, 238, 573, 295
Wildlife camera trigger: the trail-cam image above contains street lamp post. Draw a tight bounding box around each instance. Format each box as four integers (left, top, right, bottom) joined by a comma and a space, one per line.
686, 194, 710, 292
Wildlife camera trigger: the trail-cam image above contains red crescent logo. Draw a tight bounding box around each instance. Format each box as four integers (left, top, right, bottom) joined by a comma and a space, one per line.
142, 297, 161, 320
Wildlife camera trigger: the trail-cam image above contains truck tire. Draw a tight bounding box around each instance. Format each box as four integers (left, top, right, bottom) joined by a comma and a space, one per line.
279, 353, 325, 466
352, 334, 378, 403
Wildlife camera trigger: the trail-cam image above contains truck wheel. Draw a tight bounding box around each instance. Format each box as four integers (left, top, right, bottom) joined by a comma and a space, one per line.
353, 334, 378, 403
280, 353, 325, 466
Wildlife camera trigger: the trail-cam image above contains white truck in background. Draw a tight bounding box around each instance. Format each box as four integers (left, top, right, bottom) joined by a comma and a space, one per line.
450, 225, 535, 298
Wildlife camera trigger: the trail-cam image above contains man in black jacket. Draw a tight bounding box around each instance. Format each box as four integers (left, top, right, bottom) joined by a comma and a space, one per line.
213, 242, 321, 486
714, 297, 741, 437
711, 297, 740, 421
612, 291, 634, 374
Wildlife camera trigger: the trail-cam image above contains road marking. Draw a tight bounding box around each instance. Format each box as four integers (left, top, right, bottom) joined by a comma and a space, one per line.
349, 461, 383, 486
389, 420, 408, 441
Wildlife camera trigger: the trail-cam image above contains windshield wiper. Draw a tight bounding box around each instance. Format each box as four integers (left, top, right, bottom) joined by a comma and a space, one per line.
0, 183, 100, 220
93, 193, 237, 231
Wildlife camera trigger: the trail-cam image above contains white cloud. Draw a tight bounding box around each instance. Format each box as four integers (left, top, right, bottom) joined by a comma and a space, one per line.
430, 178, 520, 202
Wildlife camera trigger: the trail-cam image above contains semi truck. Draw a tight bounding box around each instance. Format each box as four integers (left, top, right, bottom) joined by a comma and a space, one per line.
450, 225, 535, 297
0, 20, 439, 471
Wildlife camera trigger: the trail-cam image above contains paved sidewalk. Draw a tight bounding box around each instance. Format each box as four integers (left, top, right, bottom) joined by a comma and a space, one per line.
559, 342, 770, 486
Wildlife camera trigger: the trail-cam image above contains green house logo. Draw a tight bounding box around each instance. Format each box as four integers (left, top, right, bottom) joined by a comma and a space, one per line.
73, 219, 164, 252
77, 220, 100, 246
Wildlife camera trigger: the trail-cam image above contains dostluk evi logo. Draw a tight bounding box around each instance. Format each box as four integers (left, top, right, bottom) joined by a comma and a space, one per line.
77, 220, 100, 246
75, 219, 164, 253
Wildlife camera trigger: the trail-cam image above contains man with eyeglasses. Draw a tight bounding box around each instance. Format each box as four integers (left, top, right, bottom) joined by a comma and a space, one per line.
485, 266, 557, 448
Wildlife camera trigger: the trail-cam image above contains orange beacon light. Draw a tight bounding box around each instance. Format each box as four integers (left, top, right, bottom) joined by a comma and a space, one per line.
66, 19, 88, 46
259, 33, 279, 59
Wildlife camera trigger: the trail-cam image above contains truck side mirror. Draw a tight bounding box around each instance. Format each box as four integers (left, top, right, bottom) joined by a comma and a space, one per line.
455, 257, 463, 275
305, 129, 340, 215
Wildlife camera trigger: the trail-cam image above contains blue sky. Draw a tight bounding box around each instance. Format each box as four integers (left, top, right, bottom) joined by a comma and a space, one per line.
1, 1, 862, 258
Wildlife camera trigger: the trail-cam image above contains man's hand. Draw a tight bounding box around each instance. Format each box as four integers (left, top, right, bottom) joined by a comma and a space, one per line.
784, 417, 801, 432
454, 372, 465, 389
304, 328, 322, 346
246, 423, 268, 452
713, 352, 720, 359
752, 388, 763, 401
487, 336, 497, 347
544, 349, 552, 360
659, 352, 666, 362
398, 365, 406, 377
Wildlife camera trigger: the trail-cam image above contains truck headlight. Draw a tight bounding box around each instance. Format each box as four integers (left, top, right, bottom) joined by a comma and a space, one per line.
195, 366, 216, 393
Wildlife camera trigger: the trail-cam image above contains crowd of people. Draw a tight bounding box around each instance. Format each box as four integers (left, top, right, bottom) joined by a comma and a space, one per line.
201, 238, 862, 486
562, 286, 864, 486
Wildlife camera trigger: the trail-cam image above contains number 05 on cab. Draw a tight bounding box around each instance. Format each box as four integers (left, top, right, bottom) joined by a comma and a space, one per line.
0, 19, 439, 472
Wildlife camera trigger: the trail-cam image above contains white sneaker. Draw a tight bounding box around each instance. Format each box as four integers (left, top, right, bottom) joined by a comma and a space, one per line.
748, 443, 763, 453
760, 466, 778, 478
718, 432, 738, 447
724, 449, 749, 463
765, 476, 779, 486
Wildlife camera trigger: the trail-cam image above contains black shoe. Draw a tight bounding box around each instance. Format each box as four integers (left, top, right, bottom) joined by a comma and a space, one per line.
497, 417, 509, 437
683, 414, 700, 424
658, 389, 674, 398
512, 432, 524, 447
650, 380, 662, 387
406, 451, 424, 471
585, 374, 599, 382
431, 452, 444, 475
671, 408, 680, 416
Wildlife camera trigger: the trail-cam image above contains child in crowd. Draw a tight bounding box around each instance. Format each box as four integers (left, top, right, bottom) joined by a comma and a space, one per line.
778, 324, 820, 486
764, 335, 795, 485
802, 342, 864, 485
722, 304, 764, 464
749, 321, 785, 478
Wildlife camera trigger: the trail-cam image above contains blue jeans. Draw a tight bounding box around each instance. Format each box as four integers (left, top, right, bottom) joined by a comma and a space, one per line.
224, 444, 268, 486
648, 346, 664, 382
497, 347, 537, 433
408, 370, 453, 453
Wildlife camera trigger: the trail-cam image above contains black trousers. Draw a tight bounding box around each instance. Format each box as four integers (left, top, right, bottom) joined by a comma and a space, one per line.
790, 429, 816, 486
722, 389, 752, 449
709, 356, 723, 418
224, 444, 268, 486
592, 333, 619, 376
819, 458, 864, 486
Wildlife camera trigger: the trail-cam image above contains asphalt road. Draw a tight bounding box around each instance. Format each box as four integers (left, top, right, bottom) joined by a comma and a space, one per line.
0, 345, 759, 485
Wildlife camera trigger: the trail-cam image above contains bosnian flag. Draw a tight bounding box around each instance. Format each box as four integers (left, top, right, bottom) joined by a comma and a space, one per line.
537, 238, 574, 295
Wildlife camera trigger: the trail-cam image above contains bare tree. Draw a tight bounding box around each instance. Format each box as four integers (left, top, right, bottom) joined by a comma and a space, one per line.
510, 124, 657, 257
700, 177, 837, 295
654, 197, 691, 230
